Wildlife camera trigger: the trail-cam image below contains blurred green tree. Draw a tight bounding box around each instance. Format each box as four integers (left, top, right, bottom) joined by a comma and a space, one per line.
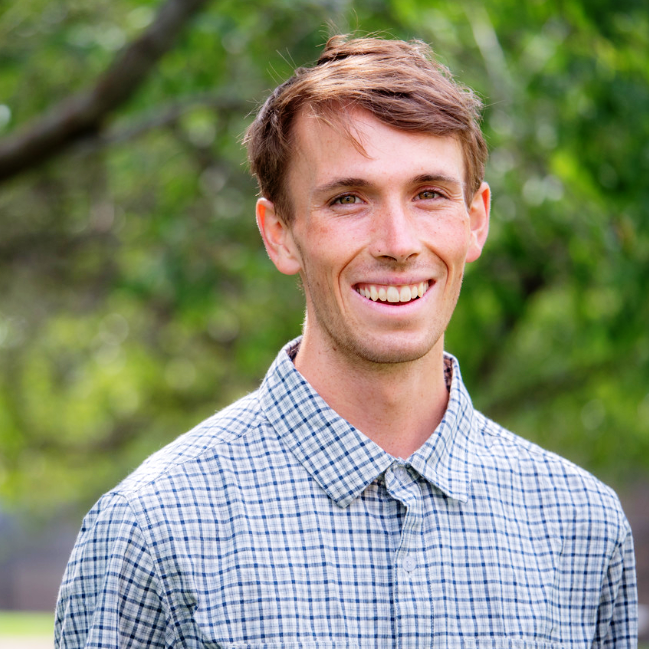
0, 0, 647, 516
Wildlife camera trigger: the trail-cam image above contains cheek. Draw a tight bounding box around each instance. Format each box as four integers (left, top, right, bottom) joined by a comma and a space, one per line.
303, 227, 361, 272
427, 221, 472, 265
298, 248, 338, 294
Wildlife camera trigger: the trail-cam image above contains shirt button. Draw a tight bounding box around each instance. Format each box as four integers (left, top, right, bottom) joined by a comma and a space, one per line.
403, 556, 417, 572
394, 465, 408, 479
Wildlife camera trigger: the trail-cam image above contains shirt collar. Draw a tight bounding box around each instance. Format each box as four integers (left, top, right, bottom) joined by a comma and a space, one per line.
259, 338, 476, 508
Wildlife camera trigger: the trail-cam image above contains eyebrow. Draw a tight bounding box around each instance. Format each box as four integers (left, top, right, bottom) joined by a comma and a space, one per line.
313, 177, 371, 195
412, 173, 465, 189
314, 173, 465, 196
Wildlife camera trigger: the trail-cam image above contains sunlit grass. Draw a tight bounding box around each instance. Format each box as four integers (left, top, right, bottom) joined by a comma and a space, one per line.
0, 611, 54, 636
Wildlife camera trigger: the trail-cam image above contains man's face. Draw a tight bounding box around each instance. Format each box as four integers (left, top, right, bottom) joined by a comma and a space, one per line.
261, 108, 489, 366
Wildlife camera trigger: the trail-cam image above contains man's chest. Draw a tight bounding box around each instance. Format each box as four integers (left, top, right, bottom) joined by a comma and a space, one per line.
153, 469, 603, 648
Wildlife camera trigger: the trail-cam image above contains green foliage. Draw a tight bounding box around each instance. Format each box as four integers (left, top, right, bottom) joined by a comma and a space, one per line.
0, 0, 647, 516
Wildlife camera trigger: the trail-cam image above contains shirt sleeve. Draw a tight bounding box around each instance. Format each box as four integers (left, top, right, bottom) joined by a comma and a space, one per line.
55, 492, 168, 648
593, 522, 638, 648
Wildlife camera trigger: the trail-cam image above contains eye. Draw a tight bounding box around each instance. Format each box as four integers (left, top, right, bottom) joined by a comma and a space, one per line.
332, 194, 361, 205
416, 189, 443, 200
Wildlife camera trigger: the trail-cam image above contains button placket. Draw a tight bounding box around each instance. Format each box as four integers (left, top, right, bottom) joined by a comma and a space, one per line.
385, 462, 431, 648
386, 464, 422, 558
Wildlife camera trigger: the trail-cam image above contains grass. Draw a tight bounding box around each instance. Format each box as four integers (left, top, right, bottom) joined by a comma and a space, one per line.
0, 611, 54, 636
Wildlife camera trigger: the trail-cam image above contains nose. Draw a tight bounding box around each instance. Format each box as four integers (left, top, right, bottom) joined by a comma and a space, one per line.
370, 201, 422, 263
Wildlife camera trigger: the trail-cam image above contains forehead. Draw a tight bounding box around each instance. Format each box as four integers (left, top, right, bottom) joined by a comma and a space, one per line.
287, 108, 465, 191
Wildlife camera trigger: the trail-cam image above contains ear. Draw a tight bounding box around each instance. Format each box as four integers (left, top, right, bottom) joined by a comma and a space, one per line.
465, 182, 491, 263
256, 198, 302, 275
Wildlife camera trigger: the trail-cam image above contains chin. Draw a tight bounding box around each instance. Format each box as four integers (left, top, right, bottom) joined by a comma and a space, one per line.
337, 333, 440, 366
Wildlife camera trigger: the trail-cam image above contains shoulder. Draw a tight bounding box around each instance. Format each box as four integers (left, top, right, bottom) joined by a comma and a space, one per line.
108, 389, 271, 503
471, 409, 630, 539
67, 388, 285, 567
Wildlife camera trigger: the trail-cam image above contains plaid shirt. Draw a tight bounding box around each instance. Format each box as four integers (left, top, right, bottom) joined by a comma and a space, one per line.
56, 339, 637, 648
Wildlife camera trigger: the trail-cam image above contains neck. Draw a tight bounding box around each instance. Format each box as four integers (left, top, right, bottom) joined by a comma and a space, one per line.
293, 332, 449, 458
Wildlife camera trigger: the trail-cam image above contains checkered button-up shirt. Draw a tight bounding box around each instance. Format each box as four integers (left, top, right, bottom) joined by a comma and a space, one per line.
56, 339, 637, 648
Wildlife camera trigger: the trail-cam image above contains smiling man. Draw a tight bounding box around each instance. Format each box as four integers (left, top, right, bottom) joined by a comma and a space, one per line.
56, 36, 637, 648
256, 109, 489, 459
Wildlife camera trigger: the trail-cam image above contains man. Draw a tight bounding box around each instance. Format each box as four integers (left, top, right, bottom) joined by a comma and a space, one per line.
56, 36, 637, 647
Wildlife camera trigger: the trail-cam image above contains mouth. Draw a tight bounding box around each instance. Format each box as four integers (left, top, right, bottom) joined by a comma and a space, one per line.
354, 281, 430, 304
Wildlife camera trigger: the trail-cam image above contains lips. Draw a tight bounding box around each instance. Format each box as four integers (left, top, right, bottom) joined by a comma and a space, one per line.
355, 281, 429, 303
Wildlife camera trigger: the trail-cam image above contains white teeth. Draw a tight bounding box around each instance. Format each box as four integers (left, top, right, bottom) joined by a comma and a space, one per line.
358, 282, 429, 303
387, 286, 400, 302
399, 286, 412, 302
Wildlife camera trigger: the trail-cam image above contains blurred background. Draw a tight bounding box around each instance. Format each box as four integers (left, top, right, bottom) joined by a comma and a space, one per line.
0, 0, 647, 643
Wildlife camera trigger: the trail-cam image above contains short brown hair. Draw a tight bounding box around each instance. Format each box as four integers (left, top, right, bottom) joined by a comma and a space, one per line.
244, 35, 487, 222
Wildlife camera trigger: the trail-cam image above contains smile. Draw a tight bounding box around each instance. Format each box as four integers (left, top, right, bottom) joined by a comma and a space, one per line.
355, 281, 430, 304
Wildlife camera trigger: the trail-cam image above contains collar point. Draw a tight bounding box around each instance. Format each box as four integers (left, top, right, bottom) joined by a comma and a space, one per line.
334, 494, 355, 509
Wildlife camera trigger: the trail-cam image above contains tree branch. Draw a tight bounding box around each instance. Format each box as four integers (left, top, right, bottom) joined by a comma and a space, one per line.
0, 0, 211, 184
72, 93, 248, 155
